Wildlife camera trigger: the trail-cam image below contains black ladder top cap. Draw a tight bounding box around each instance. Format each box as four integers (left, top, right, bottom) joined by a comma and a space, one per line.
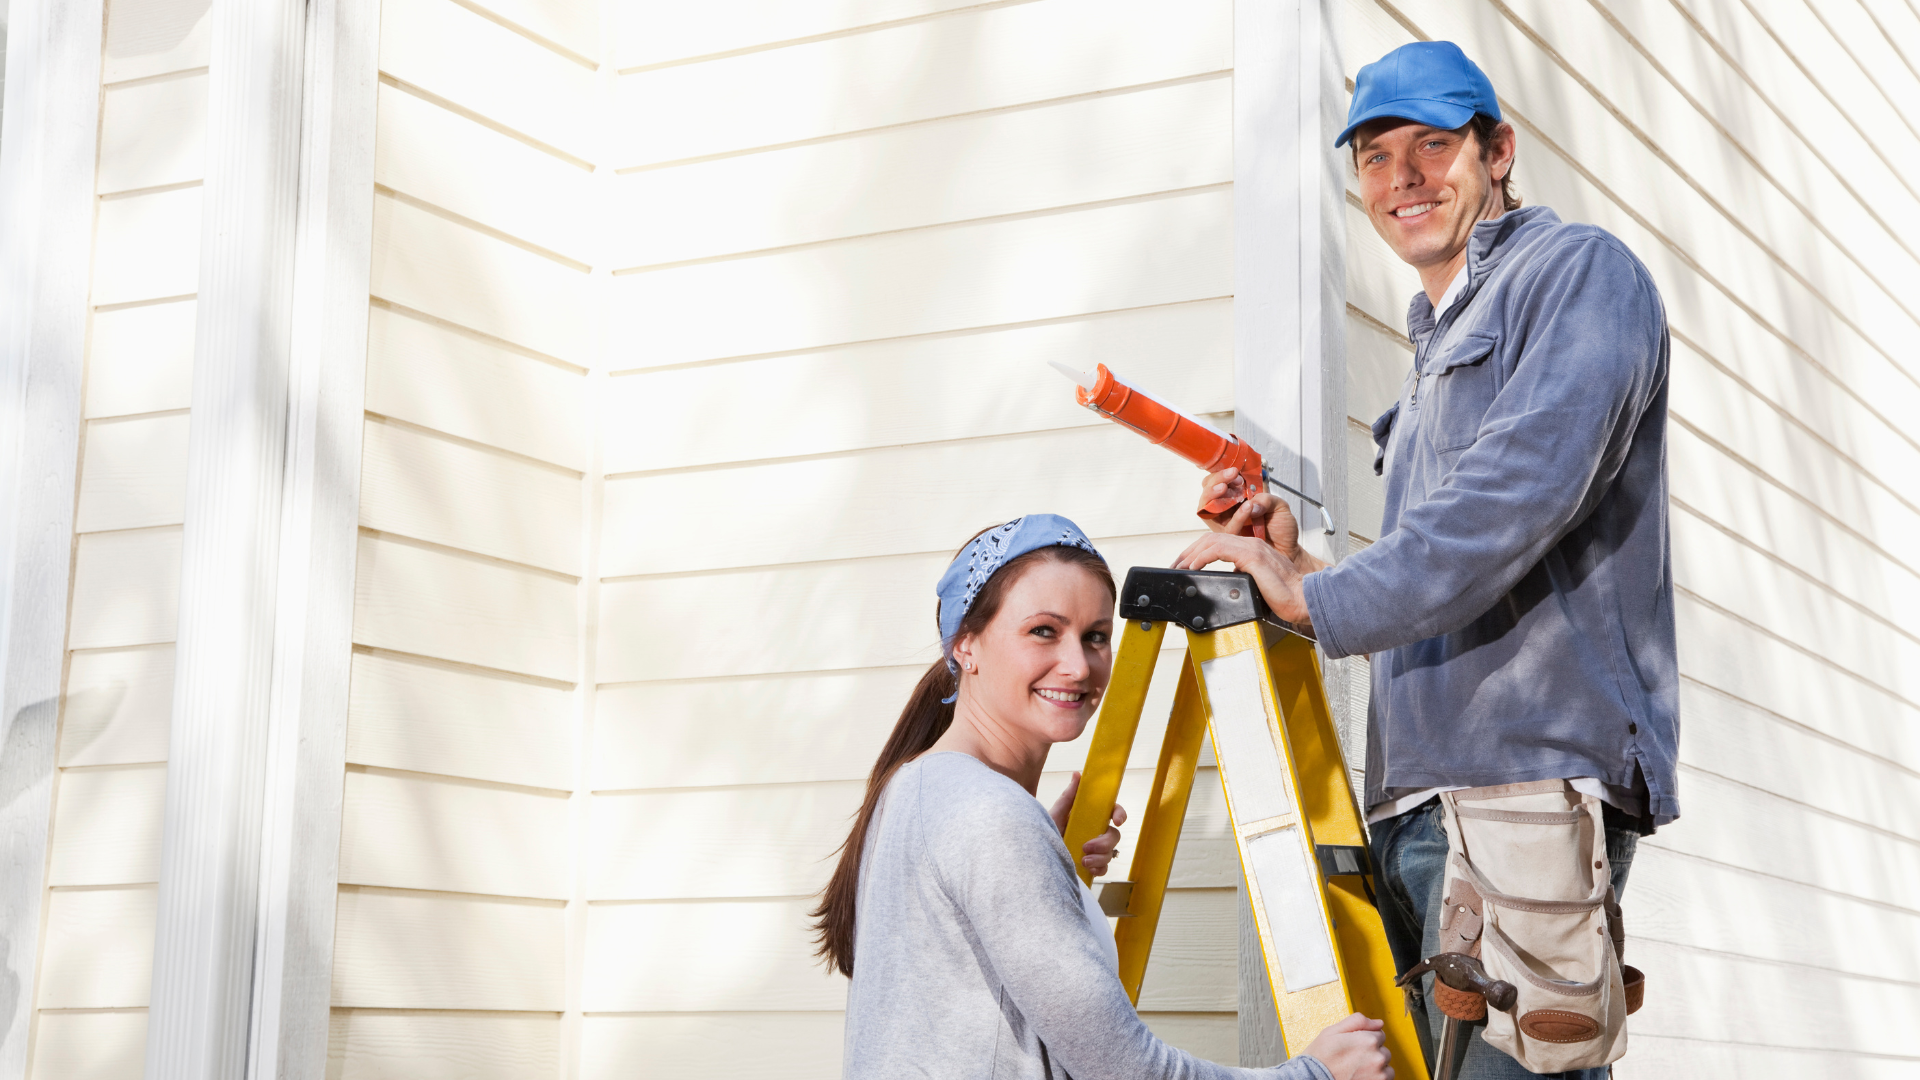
1118, 567, 1269, 632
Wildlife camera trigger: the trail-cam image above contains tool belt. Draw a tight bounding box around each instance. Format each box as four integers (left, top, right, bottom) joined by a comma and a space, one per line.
1420, 781, 1645, 1072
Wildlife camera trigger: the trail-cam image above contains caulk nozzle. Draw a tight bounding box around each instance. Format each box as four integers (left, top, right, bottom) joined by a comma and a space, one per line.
1048, 360, 1097, 391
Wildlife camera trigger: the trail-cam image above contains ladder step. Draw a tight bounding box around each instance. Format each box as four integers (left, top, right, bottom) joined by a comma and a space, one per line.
1316, 844, 1373, 879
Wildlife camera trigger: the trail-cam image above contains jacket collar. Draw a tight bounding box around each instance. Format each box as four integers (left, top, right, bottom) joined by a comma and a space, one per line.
1405, 205, 1562, 341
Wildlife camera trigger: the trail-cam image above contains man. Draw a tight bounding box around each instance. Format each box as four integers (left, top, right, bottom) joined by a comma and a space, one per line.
1174, 41, 1675, 1079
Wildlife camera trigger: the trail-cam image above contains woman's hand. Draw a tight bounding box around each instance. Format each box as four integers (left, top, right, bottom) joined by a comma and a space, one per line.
1300, 1014, 1393, 1080
1172, 531, 1314, 628
1048, 771, 1128, 877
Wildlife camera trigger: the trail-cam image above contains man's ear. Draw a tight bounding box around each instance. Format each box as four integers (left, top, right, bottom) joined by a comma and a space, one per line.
1492, 121, 1518, 180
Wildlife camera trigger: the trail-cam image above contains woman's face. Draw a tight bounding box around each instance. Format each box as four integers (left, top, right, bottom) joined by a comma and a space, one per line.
952, 558, 1116, 746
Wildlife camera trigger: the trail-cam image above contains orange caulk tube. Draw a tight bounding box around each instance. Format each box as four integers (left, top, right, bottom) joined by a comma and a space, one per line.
1053, 361, 1268, 537
1050, 361, 1338, 537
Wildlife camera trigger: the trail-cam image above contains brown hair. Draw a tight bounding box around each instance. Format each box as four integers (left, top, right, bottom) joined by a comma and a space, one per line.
808, 527, 1116, 976
1466, 113, 1521, 213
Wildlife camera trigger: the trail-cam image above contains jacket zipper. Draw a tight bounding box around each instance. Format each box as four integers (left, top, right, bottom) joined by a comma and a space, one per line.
1411, 276, 1474, 407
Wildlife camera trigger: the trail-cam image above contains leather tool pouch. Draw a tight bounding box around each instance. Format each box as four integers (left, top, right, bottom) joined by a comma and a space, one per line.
1438, 781, 1644, 1072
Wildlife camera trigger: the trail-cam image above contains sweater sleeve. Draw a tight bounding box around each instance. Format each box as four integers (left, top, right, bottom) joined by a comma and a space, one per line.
1304, 236, 1666, 659
922, 770, 1332, 1080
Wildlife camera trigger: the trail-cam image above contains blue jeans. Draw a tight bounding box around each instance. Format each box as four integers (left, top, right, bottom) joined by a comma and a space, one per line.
1372, 800, 1639, 1080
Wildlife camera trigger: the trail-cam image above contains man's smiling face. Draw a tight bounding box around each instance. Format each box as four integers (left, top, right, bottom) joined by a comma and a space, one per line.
1353, 118, 1512, 286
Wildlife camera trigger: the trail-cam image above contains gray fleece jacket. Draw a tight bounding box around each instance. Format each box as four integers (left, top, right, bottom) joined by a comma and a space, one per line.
843, 752, 1331, 1080
1302, 207, 1676, 826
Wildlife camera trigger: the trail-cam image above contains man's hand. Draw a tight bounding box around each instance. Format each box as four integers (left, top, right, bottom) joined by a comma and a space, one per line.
1197, 467, 1331, 575
1199, 466, 1260, 532
1198, 467, 1292, 549
1173, 531, 1314, 628
1300, 1014, 1394, 1080
1048, 771, 1128, 877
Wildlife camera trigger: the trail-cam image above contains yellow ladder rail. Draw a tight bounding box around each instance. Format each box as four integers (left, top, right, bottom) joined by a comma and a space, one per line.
1064, 566, 1428, 1077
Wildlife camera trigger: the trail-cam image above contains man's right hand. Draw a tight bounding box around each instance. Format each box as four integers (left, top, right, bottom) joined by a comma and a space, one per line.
1299, 1013, 1394, 1080
1198, 467, 1304, 564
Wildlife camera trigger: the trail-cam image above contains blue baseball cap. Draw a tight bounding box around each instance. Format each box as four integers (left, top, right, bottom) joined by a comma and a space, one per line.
1335, 41, 1500, 148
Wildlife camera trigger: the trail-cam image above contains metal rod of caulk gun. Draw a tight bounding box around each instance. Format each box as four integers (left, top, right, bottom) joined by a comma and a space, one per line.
1261, 468, 1340, 538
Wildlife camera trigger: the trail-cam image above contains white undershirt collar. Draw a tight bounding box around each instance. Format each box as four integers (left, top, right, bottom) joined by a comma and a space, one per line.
1431, 263, 1469, 321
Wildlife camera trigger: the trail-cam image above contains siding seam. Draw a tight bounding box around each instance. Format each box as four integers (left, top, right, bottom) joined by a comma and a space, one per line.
612, 71, 1234, 175
1676, 762, 1920, 850
1584, 0, 1920, 268
1680, 674, 1920, 782
1670, 498, 1920, 646
1667, 412, 1919, 581
613, 0, 1046, 75
376, 74, 594, 171
609, 183, 1234, 276
1675, 586, 1919, 713
602, 409, 1234, 479
1487, 0, 1920, 339
607, 296, 1235, 376
357, 526, 581, 584
373, 186, 592, 273
435, 0, 597, 70
1370, 0, 1920, 413
1717, 0, 1920, 205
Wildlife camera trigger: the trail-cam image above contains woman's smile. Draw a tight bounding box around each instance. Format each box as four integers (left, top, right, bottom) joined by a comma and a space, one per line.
1034, 686, 1088, 708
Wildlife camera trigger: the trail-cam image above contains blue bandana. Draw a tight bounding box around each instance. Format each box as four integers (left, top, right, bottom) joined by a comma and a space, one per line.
935, 514, 1104, 702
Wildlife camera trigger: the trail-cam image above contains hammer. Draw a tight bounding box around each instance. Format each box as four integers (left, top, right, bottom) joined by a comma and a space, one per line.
1395, 953, 1518, 1080
1395, 951, 1518, 1013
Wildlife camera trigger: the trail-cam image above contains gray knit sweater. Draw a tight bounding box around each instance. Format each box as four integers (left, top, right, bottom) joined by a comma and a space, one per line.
843, 752, 1332, 1080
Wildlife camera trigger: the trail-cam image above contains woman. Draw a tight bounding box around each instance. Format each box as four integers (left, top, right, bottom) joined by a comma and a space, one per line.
813, 515, 1393, 1080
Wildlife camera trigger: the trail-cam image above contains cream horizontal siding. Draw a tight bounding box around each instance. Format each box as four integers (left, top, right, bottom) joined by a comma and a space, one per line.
1337, 0, 1920, 1073
326, 0, 593, 1073
611, 0, 997, 72
40, 1, 1910, 1074
27, 0, 209, 1071
608, 0, 1230, 170
591, 3, 1244, 1072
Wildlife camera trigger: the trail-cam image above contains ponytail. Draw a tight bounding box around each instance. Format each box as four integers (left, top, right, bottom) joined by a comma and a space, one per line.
809, 537, 1114, 976
807, 658, 956, 977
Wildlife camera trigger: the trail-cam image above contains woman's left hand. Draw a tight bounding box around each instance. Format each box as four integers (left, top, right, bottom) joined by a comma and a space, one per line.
1049, 771, 1128, 877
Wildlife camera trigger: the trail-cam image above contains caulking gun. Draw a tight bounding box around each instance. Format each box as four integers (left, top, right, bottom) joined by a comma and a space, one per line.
1050, 361, 1337, 539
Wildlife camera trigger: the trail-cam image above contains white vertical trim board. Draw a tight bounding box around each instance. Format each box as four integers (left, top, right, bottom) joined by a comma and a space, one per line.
246, 0, 380, 1074
0, 0, 106, 1077
1235, 0, 1349, 540
1232, 0, 1348, 1064
141, 0, 319, 1078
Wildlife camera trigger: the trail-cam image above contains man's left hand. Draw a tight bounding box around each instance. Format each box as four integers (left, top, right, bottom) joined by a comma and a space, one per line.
1173, 531, 1315, 628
